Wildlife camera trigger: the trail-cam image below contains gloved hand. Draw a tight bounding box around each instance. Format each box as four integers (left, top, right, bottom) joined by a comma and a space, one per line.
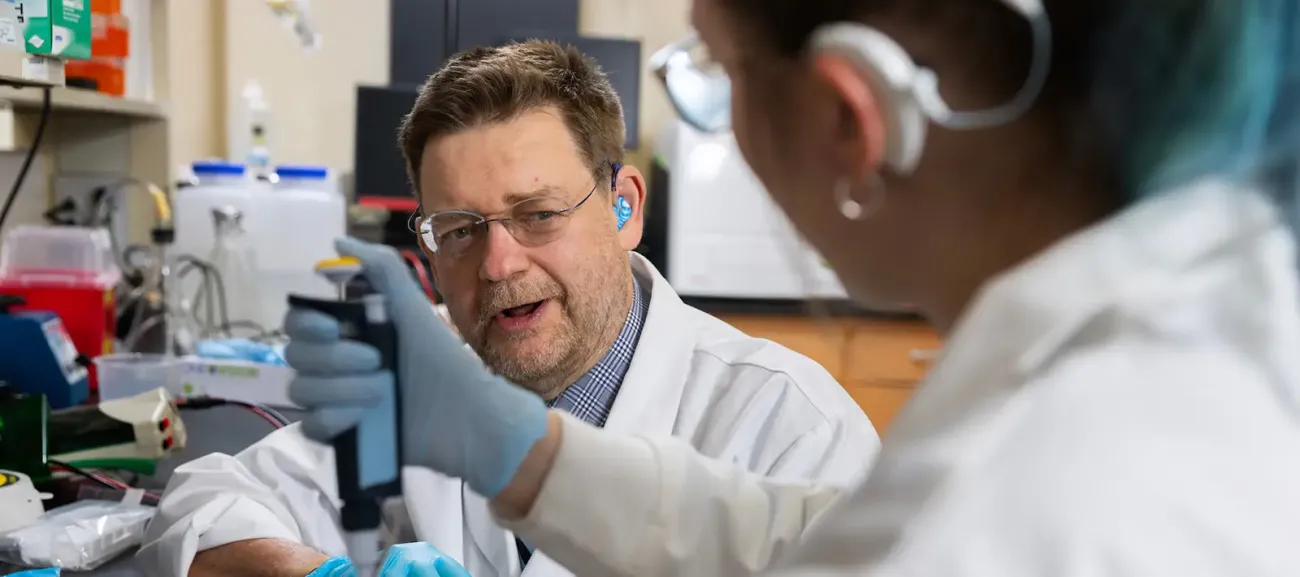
307, 556, 357, 576
285, 238, 549, 498
380, 542, 472, 576
305, 547, 470, 577
6, 569, 59, 576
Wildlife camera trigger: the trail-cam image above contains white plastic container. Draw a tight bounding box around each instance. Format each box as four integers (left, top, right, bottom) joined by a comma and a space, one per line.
171, 161, 260, 266
171, 161, 268, 332
94, 353, 177, 401
257, 165, 346, 327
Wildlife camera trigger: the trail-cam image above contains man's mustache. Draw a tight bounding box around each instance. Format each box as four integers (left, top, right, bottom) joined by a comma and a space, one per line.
475, 280, 564, 323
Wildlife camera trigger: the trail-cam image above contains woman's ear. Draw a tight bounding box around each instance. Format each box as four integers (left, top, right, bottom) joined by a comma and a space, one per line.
811, 53, 888, 175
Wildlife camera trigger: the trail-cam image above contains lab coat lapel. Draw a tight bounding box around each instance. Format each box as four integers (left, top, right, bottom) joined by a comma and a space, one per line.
462, 485, 518, 576
400, 468, 465, 564
600, 254, 696, 436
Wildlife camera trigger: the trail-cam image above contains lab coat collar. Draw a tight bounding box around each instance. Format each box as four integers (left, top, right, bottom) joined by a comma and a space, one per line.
956, 179, 1283, 377
897, 180, 1287, 442
598, 252, 695, 436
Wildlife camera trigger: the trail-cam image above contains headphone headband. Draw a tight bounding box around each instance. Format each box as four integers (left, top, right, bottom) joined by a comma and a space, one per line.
808, 0, 1051, 173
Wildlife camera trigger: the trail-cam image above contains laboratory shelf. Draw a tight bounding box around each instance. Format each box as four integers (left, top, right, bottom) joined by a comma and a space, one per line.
0, 85, 166, 120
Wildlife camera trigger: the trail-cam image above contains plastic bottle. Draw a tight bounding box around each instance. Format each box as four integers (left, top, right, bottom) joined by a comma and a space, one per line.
230, 80, 273, 178
257, 164, 346, 325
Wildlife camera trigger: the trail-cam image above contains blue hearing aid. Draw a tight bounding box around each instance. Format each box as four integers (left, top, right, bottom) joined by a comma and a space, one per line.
610, 163, 631, 230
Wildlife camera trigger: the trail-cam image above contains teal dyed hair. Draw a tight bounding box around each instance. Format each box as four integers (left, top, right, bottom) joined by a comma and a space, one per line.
1090, 1, 1300, 206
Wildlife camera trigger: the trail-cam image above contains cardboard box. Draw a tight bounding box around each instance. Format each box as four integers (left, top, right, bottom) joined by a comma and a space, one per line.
0, 0, 91, 59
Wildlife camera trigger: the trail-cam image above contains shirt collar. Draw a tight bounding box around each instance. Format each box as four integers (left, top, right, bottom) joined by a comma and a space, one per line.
547, 272, 650, 427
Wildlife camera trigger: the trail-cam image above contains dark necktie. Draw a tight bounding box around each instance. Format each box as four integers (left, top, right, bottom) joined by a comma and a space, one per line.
516, 536, 534, 569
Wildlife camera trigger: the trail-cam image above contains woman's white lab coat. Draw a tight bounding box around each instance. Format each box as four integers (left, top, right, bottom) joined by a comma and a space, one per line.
135, 254, 880, 577
498, 181, 1300, 576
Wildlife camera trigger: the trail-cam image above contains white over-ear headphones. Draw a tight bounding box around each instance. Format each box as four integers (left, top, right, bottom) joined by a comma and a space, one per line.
809, 0, 1051, 174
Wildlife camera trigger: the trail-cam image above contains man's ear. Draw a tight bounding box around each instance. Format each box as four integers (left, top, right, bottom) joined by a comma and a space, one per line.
612, 164, 647, 250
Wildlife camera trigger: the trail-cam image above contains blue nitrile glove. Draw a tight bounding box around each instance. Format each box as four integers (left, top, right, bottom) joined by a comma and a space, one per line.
285, 237, 549, 498
307, 556, 357, 576
379, 543, 472, 576
6, 569, 60, 576
196, 338, 287, 365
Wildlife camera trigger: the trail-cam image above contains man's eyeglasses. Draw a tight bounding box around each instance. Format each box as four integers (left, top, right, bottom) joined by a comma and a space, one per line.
412, 164, 621, 259
650, 33, 732, 134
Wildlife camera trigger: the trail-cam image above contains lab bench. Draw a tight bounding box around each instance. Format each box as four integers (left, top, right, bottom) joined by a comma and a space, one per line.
714, 311, 941, 434
72, 406, 303, 576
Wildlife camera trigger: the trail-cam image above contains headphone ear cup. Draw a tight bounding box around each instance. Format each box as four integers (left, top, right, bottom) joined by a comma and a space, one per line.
809, 23, 930, 175
614, 196, 632, 230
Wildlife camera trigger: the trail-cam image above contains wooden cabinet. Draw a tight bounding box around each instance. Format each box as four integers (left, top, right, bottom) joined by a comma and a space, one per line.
719, 314, 940, 434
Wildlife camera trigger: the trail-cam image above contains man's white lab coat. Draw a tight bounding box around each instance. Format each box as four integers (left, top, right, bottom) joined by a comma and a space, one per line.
499, 180, 1300, 576
136, 253, 880, 577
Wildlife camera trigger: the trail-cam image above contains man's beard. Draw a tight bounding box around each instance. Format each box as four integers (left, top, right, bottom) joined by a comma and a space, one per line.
463, 270, 628, 397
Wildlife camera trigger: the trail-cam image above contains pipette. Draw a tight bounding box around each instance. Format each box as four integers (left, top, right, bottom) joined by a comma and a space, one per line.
313, 256, 362, 300
289, 257, 402, 577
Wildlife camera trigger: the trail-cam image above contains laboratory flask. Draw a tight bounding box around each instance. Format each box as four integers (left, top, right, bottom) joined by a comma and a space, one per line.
208, 206, 266, 336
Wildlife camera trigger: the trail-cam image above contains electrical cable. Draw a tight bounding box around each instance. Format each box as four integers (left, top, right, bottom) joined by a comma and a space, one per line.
66, 458, 157, 476
0, 86, 52, 231
176, 395, 290, 428
47, 459, 162, 503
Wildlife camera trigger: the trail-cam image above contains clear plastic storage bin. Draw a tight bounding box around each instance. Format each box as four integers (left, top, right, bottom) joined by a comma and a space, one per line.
0, 225, 120, 284
93, 354, 178, 401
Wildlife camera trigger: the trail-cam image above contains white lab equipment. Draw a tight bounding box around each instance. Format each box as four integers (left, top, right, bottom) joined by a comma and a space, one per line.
135, 254, 880, 577
256, 165, 346, 328
208, 206, 265, 334
656, 119, 847, 300
0, 470, 47, 535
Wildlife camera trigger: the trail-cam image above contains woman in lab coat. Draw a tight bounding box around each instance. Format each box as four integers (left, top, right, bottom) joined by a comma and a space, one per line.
286, 0, 1300, 575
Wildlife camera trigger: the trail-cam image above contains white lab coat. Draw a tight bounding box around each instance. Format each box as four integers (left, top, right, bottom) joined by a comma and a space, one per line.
499, 180, 1300, 576
136, 253, 881, 577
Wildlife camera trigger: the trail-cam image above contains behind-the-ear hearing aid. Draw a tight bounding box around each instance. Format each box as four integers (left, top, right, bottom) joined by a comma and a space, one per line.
808, 0, 1051, 174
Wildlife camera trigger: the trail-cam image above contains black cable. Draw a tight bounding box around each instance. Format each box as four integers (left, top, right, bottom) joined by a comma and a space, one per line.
0, 86, 52, 230
48, 458, 163, 503
47, 459, 118, 490
177, 396, 290, 428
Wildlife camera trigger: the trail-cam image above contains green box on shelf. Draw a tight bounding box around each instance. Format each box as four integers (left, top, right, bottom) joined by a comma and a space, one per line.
6, 0, 91, 59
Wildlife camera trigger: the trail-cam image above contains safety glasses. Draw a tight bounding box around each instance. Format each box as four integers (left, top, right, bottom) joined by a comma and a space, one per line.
414, 182, 598, 259
650, 33, 732, 134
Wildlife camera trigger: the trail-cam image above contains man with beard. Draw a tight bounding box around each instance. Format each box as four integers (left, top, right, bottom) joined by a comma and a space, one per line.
138, 40, 879, 577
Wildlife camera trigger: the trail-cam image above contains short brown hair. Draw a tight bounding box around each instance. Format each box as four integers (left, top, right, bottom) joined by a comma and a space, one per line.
398, 40, 626, 196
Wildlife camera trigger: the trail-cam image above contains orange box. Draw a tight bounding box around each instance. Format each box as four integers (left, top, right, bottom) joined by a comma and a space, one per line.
91, 12, 129, 58
67, 59, 125, 96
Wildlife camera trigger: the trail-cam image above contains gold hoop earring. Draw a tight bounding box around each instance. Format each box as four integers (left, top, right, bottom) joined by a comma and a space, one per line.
833, 174, 886, 221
